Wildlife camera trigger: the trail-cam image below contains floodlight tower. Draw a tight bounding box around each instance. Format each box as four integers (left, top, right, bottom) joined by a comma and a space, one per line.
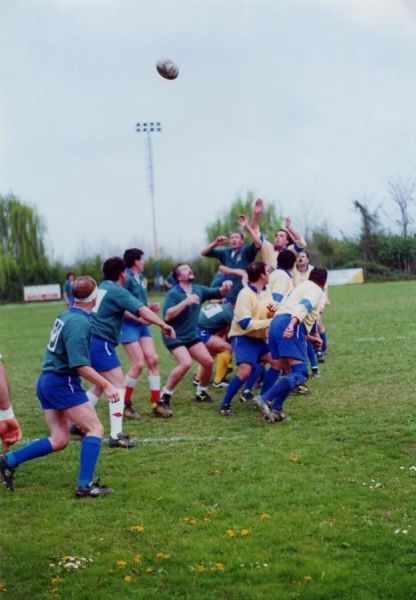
136, 121, 162, 291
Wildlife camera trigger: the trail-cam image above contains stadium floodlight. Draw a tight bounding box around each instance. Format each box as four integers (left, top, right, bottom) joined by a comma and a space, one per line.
136, 122, 162, 291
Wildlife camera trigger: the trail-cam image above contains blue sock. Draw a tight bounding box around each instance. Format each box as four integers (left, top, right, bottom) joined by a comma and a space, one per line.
261, 378, 292, 409
221, 375, 244, 409
5, 437, 53, 468
321, 332, 327, 352
307, 342, 318, 369
78, 435, 102, 489
244, 364, 262, 391
261, 368, 280, 394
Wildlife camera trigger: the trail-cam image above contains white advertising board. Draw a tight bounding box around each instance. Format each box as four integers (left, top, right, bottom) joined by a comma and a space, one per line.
327, 268, 364, 286
23, 284, 62, 302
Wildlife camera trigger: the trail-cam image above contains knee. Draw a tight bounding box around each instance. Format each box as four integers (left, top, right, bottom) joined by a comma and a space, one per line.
237, 364, 251, 380
200, 355, 214, 370
178, 359, 192, 374
51, 433, 69, 451
85, 420, 104, 438
146, 353, 159, 371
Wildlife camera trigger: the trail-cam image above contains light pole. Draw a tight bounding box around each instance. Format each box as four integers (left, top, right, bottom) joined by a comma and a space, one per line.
136, 121, 162, 291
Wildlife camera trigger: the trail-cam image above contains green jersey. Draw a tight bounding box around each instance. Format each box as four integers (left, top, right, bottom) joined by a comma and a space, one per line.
124, 269, 148, 304
162, 284, 222, 347
206, 243, 258, 299
91, 280, 143, 344
198, 302, 234, 333
41, 307, 92, 374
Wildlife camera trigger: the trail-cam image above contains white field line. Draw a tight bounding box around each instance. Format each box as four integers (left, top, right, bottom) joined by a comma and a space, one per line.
139, 434, 247, 444
355, 335, 412, 342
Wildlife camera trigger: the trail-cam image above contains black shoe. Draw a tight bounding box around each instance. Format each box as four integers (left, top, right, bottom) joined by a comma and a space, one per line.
0, 455, 15, 491
124, 404, 140, 420
240, 389, 254, 403
220, 406, 233, 417
70, 423, 85, 437
108, 433, 139, 449
75, 480, 114, 498
195, 390, 214, 403
152, 401, 172, 418
316, 351, 325, 364
160, 392, 171, 407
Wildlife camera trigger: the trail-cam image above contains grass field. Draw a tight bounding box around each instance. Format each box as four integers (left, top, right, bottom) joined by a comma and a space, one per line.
0, 281, 415, 599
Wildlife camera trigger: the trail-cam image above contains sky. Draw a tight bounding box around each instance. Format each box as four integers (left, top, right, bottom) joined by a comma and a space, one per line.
1, 0, 416, 264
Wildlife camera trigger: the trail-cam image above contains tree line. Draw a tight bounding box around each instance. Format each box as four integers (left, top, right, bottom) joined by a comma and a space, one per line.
1, 185, 416, 302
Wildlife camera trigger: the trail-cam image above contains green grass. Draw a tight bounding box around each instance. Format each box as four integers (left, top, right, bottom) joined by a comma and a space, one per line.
0, 282, 415, 599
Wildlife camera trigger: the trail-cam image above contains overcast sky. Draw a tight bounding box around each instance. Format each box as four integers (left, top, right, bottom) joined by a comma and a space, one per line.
1, 0, 416, 264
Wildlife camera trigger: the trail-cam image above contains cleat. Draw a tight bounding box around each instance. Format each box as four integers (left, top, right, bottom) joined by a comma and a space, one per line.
0, 455, 15, 491
291, 384, 312, 396
311, 368, 320, 378
108, 433, 139, 449
75, 479, 114, 498
220, 406, 233, 417
269, 409, 287, 422
253, 395, 274, 420
195, 390, 214, 403
152, 401, 172, 418
212, 380, 229, 389
240, 389, 255, 403
160, 393, 171, 407
124, 404, 140, 420
69, 423, 85, 437
316, 351, 325, 364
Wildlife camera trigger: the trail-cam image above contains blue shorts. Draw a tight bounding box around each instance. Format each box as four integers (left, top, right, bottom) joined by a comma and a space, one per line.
268, 314, 307, 362
90, 336, 121, 372
230, 336, 269, 366
37, 372, 88, 411
120, 320, 152, 344
197, 326, 212, 344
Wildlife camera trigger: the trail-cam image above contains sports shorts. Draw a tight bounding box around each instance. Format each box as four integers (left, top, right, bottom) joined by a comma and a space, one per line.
90, 336, 121, 372
120, 320, 152, 344
268, 314, 307, 362
37, 372, 88, 411
230, 336, 269, 366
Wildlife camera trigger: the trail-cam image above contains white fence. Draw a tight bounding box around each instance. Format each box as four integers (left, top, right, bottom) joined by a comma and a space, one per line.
23, 284, 62, 302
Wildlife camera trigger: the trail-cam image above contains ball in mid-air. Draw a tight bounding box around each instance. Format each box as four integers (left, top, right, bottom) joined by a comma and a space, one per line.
156, 58, 179, 80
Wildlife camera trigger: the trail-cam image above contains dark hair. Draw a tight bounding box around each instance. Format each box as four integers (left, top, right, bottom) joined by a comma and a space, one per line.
172, 263, 186, 283
309, 267, 327, 288
103, 257, 126, 281
246, 261, 267, 283
298, 250, 310, 259
230, 231, 244, 242
276, 229, 294, 246
124, 248, 144, 268
66, 272, 74, 279
277, 249, 296, 271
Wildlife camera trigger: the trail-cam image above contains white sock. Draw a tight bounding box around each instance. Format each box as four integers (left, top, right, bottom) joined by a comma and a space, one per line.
87, 390, 99, 407
109, 388, 125, 440
148, 374, 160, 391
162, 387, 173, 396
197, 385, 208, 394
125, 375, 138, 388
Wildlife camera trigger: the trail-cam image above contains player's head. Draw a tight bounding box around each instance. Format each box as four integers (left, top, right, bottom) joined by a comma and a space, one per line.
277, 249, 296, 271
297, 251, 310, 268
124, 248, 145, 270
173, 263, 195, 283
72, 276, 97, 304
229, 231, 245, 249
309, 267, 327, 289
246, 261, 268, 283
66, 271, 75, 281
103, 257, 126, 282
274, 228, 294, 251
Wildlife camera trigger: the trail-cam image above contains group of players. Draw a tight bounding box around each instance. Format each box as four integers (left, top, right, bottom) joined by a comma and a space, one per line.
0, 199, 328, 498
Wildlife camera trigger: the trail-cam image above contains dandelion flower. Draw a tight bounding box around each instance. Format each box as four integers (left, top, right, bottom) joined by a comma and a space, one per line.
226, 529, 236, 538
195, 565, 205, 572
117, 560, 127, 569
146, 567, 155, 574
134, 554, 142, 563
260, 513, 271, 520
124, 575, 133, 583
304, 575, 313, 583
240, 529, 250, 536
128, 524, 145, 533
214, 562, 224, 571
50, 578, 63, 585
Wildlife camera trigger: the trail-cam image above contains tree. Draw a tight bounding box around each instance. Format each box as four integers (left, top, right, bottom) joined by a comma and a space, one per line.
204, 191, 281, 244
0, 193, 50, 301
387, 174, 416, 239
353, 199, 380, 275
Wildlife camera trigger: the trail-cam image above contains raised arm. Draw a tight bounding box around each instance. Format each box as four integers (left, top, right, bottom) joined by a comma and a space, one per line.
201, 236, 228, 257
284, 217, 306, 248
238, 215, 263, 249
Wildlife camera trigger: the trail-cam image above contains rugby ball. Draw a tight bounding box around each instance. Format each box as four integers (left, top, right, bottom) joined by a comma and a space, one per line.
156, 58, 179, 80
